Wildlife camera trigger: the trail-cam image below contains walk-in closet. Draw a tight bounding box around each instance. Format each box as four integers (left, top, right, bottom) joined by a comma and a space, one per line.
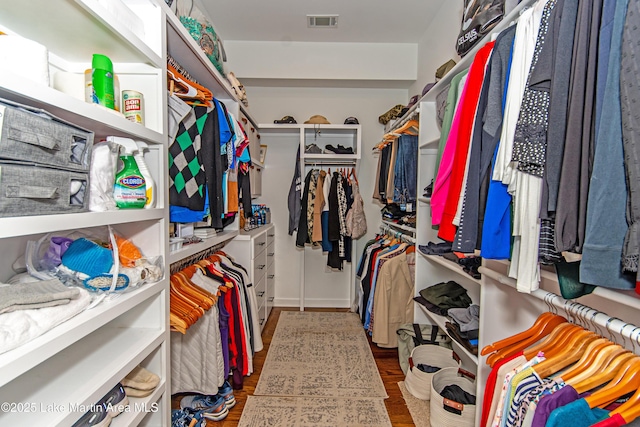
1, 0, 639, 426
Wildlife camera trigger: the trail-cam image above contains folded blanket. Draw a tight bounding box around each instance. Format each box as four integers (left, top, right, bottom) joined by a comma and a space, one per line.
0, 288, 91, 354
0, 279, 80, 314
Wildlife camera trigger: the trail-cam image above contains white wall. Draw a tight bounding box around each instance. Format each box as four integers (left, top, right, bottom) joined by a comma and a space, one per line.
224, 40, 417, 83
246, 85, 407, 307
408, 2, 463, 97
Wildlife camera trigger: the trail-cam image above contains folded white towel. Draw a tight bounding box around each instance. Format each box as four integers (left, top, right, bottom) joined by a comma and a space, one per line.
0, 288, 91, 355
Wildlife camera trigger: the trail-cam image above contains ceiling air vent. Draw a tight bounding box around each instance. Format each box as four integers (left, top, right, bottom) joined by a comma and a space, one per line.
307, 15, 338, 28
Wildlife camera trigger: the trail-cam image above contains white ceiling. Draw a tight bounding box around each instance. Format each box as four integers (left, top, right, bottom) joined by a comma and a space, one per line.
199, 0, 445, 44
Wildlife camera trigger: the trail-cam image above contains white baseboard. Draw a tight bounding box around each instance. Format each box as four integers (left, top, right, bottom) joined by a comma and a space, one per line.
274, 298, 351, 308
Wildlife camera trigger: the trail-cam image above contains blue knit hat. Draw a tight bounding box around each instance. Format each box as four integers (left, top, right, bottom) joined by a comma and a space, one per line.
61, 238, 113, 277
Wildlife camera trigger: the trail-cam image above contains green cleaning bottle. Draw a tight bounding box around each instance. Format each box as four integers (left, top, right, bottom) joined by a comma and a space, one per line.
91, 54, 115, 109
109, 136, 146, 209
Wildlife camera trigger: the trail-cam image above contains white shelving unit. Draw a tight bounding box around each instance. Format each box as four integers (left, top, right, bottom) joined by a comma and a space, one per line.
0, 1, 170, 426
259, 123, 361, 310
377, 3, 540, 426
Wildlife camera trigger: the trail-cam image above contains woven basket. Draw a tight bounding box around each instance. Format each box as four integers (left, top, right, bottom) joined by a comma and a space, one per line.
429, 367, 476, 427
404, 344, 460, 400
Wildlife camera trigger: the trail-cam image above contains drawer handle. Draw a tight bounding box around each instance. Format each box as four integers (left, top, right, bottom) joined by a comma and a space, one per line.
268, 234, 275, 237
259, 318, 265, 325
7, 185, 58, 199
258, 242, 266, 246
257, 291, 265, 297
268, 274, 275, 279
268, 297, 274, 302
257, 265, 266, 270
9, 127, 60, 150
268, 252, 275, 256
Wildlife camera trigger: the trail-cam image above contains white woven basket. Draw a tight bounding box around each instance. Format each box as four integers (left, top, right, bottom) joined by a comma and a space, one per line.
429, 367, 476, 427
404, 344, 460, 400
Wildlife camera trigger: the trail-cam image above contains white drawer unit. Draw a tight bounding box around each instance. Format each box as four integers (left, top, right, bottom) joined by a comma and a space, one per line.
224, 224, 275, 332
266, 229, 275, 318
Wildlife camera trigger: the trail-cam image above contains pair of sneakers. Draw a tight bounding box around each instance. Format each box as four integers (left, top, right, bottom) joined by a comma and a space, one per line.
179, 381, 236, 422
72, 383, 129, 427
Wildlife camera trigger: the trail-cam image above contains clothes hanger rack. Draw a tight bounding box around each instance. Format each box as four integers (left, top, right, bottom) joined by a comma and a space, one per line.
478, 266, 640, 347
170, 241, 229, 274
374, 108, 421, 152
379, 224, 416, 244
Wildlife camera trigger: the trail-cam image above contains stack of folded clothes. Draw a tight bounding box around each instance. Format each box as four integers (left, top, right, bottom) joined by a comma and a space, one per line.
414, 282, 480, 355
414, 281, 473, 317
446, 304, 480, 356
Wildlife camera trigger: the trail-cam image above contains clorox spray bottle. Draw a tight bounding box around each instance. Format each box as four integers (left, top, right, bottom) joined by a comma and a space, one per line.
134, 141, 156, 208
109, 136, 146, 209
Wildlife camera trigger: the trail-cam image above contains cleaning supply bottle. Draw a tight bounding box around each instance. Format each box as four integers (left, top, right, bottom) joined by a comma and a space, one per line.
91, 54, 115, 109
134, 141, 156, 208
109, 136, 146, 209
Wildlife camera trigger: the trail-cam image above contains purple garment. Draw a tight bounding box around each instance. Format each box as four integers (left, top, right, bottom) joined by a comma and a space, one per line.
217, 295, 230, 380
42, 236, 74, 270
531, 385, 579, 427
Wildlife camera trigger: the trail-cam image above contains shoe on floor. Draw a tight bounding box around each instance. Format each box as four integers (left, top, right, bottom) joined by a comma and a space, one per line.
71, 407, 111, 427
172, 409, 205, 427
218, 380, 236, 409
98, 383, 129, 417
181, 393, 229, 421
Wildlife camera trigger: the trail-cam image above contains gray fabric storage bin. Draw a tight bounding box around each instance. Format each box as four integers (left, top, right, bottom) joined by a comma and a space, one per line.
0, 162, 89, 217
0, 98, 93, 172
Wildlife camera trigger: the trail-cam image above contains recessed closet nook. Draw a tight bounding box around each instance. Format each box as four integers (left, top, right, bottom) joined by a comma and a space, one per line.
1, 0, 640, 426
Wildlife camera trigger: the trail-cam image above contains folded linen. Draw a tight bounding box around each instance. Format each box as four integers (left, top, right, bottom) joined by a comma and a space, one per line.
0, 279, 80, 314
0, 288, 91, 354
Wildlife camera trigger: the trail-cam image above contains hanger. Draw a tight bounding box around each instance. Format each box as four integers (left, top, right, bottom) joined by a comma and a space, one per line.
167, 64, 213, 107
350, 167, 359, 185
572, 350, 635, 395
485, 320, 568, 366
519, 322, 582, 359
395, 119, 419, 135
585, 356, 640, 409
556, 338, 614, 382
532, 330, 598, 379
611, 371, 640, 423
481, 312, 554, 355
174, 272, 216, 309
482, 313, 568, 366
170, 312, 189, 334
167, 69, 198, 97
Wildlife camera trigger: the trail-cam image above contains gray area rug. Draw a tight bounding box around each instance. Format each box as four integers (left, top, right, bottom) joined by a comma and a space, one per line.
254, 311, 388, 398
398, 381, 430, 427
238, 395, 392, 427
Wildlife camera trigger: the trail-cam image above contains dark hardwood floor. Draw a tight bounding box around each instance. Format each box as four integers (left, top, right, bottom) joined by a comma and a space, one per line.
172, 307, 415, 426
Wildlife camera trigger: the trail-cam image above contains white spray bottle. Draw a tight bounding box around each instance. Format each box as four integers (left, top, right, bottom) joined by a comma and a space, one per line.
108, 136, 146, 209
135, 141, 156, 208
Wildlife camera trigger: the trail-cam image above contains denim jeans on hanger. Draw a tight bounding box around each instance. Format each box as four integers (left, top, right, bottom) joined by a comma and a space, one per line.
393, 134, 418, 205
